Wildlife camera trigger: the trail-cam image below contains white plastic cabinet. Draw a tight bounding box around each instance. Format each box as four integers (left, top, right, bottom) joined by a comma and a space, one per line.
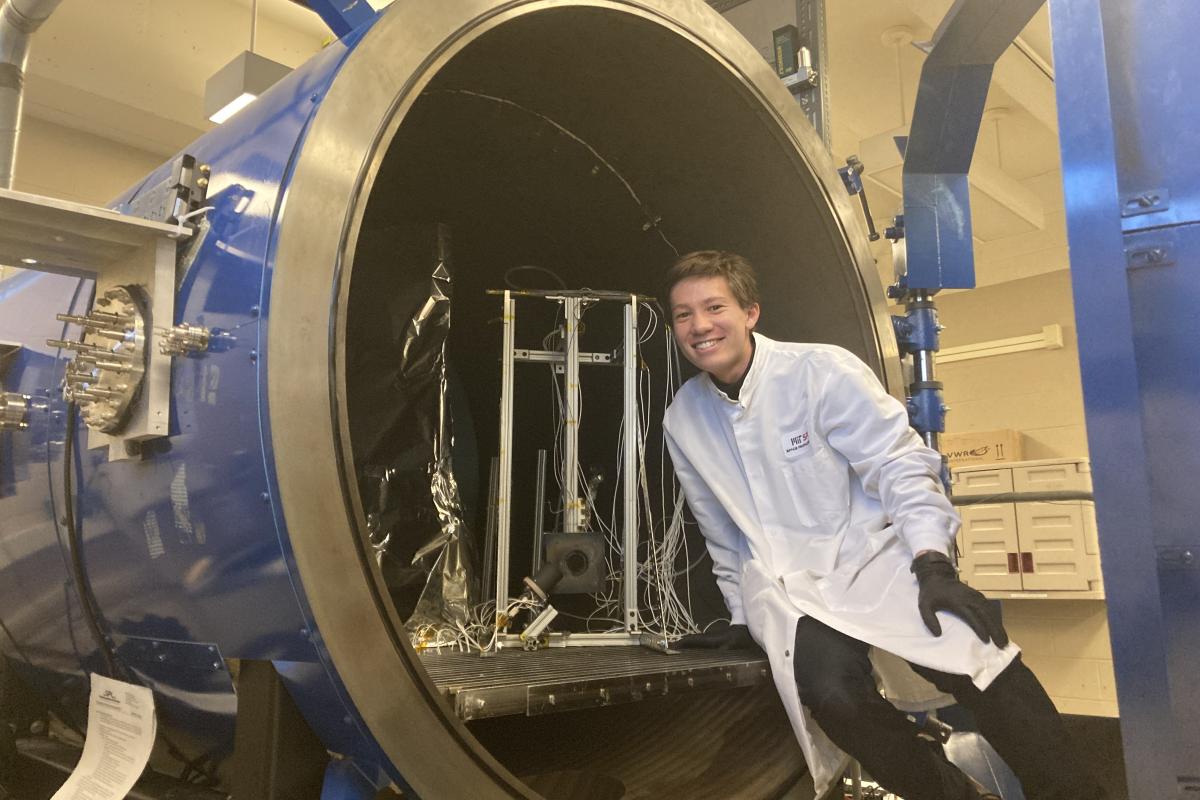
958, 503, 1022, 592
1012, 460, 1092, 494
1017, 502, 1097, 591
952, 459, 1103, 598
953, 465, 1013, 498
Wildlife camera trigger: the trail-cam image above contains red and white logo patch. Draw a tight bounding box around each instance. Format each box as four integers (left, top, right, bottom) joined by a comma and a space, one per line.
781, 429, 811, 457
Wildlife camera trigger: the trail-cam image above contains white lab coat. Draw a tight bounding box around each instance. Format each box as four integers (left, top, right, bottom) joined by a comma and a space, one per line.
664, 334, 1019, 795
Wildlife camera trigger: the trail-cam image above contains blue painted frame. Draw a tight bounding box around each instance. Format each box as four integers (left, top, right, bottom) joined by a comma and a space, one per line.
1051, 0, 1200, 796
301, 0, 379, 39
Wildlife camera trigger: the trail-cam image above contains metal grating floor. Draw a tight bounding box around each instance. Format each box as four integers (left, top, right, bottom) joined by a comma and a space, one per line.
419, 645, 772, 720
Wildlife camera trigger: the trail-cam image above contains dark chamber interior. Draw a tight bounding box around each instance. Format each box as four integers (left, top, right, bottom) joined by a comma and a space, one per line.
340, 7, 880, 798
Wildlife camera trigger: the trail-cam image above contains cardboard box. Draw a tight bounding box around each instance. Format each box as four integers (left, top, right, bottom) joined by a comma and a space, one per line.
941, 429, 1024, 466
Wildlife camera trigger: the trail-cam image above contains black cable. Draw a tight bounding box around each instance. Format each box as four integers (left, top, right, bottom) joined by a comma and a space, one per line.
0, 614, 36, 675
44, 287, 223, 788
62, 401, 119, 680
62, 581, 84, 665
950, 489, 1094, 506
504, 264, 567, 290
0, 504, 94, 739
54, 279, 119, 679
63, 398, 223, 787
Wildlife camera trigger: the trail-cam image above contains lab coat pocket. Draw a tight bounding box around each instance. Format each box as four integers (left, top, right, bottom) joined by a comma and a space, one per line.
782, 446, 847, 527
739, 561, 776, 646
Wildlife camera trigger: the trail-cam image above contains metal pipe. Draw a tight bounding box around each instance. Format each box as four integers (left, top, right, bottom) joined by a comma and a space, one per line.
849, 760, 863, 799
562, 297, 581, 532
494, 291, 515, 637
914, 345, 939, 453
622, 297, 639, 631
531, 449, 547, 575
481, 456, 499, 603
0, 0, 64, 189
913, 349, 936, 384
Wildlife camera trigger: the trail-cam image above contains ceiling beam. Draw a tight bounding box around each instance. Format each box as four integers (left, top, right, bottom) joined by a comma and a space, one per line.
992, 44, 1058, 132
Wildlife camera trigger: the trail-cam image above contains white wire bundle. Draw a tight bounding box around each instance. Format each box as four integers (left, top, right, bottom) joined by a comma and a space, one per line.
548, 300, 709, 639
633, 311, 718, 639
412, 595, 542, 654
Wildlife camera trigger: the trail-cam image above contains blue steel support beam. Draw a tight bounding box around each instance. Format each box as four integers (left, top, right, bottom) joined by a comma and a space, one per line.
298, 0, 378, 39
902, 0, 1045, 291
1051, 0, 1200, 796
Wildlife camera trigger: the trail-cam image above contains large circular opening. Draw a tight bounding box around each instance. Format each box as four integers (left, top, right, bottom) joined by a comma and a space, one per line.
334, 5, 882, 798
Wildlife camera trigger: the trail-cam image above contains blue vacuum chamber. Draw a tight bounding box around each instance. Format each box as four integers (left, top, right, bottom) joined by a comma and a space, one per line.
0, 1, 895, 796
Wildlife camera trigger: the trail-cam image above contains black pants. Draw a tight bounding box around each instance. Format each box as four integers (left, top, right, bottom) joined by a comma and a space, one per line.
792, 616, 1103, 800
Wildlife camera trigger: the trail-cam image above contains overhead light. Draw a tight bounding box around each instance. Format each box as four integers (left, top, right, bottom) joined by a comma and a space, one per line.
20, 257, 37, 265
204, 50, 291, 124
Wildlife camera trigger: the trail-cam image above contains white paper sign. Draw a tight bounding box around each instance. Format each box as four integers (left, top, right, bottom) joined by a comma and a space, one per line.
51, 674, 156, 800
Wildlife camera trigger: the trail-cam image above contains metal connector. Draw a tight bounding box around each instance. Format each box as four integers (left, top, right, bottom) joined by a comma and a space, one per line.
50, 285, 147, 434
158, 323, 212, 357
0, 392, 31, 430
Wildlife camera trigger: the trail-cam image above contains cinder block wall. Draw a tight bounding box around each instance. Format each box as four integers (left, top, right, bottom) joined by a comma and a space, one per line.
933, 271, 1089, 460
1002, 600, 1118, 717
15, 117, 162, 204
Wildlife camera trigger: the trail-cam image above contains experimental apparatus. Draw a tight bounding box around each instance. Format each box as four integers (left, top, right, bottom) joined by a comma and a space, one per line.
0, 0, 1192, 797
0, 1, 890, 796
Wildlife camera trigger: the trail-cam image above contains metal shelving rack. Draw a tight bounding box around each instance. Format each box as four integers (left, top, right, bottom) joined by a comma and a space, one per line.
490, 288, 642, 647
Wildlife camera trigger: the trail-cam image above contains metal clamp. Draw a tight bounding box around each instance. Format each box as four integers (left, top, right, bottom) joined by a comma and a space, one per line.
1124, 228, 1178, 270
1156, 546, 1197, 570
122, 153, 211, 226
905, 380, 947, 434
1120, 187, 1169, 218
838, 155, 881, 241
892, 301, 942, 355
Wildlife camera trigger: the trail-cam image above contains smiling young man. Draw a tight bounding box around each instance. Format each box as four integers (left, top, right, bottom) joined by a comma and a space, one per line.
662, 251, 1101, 800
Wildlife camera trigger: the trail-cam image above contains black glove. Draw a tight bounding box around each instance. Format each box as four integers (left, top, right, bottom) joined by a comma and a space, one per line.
675, 623, 759, 651
912, 552, 1009, 647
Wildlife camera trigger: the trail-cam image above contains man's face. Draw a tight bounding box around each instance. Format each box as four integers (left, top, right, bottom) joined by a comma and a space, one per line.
669, 275, 760, 384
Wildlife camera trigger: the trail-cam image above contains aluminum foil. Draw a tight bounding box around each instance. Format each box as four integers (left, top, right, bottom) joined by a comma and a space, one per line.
348, 222, 474, 630
406, 249, 473, 630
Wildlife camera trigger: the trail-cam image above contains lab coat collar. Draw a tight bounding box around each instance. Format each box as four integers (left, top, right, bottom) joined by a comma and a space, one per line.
706, 332, 773, 406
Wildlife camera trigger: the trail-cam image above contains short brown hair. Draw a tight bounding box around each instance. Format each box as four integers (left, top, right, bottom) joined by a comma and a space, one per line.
664, 250, 760, 311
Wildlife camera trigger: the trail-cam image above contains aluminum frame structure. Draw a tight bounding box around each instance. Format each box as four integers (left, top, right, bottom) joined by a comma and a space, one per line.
493, 290, 643, 644
1050, 0, 1200, 796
